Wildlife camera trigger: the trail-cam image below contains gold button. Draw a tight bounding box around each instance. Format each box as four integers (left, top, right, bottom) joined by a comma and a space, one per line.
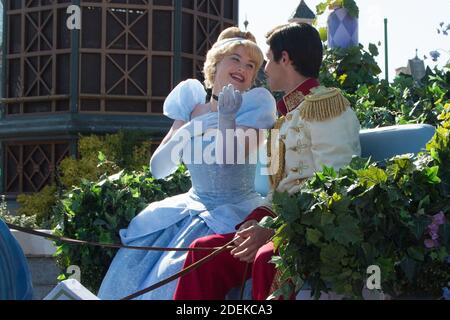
286, 114, 293, 121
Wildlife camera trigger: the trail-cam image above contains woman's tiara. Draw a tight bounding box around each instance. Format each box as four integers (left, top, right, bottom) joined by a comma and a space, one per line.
213, 37, 250, 48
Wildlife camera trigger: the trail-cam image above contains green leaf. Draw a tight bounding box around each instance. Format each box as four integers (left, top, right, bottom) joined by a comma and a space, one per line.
99, 232, 113, 244
412, 216, 431, 240
329, 193, 351, 215
357, 167, 388, 187
368, 43, 379, 57
272, 192, 300, 223
316, 2, 329, 15
319, 27, 328, 42
57, 274, 67, 281
54, 246, 64, 257
423, 166, 442, 184
320, 212, 335, 225
272, 224, 287, 250
331, 214, 363, 246
320, 243, 347, 265
440, 223, 450, 247
376, 257, 395, 280
407, 247, 425, 262
301, 212, 321, 227
98, 151, 106, 162
259, 216, 277, 229
267, 283, 295, 301
306, 228, 323, 246
348, 157, 371, 171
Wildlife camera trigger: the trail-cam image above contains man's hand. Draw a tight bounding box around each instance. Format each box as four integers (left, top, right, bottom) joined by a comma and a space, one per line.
231, 222, 275, 263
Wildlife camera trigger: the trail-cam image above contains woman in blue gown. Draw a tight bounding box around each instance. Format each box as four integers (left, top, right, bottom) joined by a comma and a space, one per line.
98, 27, 276, 300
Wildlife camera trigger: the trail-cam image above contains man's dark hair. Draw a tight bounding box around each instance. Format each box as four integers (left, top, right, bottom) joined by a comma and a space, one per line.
266, 23, 323, 78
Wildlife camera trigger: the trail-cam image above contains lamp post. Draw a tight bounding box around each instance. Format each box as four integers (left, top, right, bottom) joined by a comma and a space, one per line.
384, 18, 389, 82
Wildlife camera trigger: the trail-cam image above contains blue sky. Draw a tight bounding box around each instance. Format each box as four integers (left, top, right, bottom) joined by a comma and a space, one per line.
0, 0, 448, 81
239, 0, 450, 81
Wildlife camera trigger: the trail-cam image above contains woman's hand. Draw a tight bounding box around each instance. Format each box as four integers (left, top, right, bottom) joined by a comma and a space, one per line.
218, 84, 243, 121
231, 222, 275, 263
216, 84, 243, 164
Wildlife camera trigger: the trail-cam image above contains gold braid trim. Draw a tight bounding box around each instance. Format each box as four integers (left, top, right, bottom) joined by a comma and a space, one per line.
268, 117, 286, 189
299, 87, 350, 122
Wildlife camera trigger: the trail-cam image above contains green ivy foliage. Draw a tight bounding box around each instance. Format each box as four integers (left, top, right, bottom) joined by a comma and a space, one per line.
320, 44, 382, 94
52, 165, 191, 293
316, 0, 359, 19
319, 43, 449, 129
265, 106, 450, 300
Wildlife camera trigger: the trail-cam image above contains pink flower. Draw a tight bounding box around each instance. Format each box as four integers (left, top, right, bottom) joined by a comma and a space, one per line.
432, 212, 446, 225
424, 239, 439, 249
424, 212, 447, 249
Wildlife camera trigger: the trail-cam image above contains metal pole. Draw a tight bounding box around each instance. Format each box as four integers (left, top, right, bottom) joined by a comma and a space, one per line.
384, 18, 389, 82
70, 0, 80, 113
1, 0, 7, 194
1, 0, 8, 120
173, 0, 182, 86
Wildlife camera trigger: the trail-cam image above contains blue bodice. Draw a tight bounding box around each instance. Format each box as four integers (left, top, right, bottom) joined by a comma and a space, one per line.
183, 133, 259, 209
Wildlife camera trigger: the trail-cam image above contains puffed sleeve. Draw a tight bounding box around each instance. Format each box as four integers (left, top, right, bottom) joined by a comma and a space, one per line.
163, 79, 207, 122
236, 87, 277, 129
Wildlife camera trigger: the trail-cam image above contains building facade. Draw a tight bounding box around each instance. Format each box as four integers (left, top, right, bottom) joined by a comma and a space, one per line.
0, 0, 238, 196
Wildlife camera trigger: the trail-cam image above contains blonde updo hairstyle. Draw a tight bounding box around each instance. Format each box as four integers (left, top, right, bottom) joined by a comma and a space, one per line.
203, 27, 264, 89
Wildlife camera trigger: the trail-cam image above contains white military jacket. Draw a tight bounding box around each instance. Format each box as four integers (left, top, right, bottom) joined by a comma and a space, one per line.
269, 86, 362, 196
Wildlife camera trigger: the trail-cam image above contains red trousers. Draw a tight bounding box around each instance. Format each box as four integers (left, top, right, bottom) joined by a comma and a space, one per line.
173, 207, 277, 300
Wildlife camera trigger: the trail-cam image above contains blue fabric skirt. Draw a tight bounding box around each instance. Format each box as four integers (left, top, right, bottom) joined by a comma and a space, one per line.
98, 190, 265, 300
0, 220, 33, 300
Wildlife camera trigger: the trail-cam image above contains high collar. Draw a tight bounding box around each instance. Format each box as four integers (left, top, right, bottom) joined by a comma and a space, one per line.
276, 78, 320, 116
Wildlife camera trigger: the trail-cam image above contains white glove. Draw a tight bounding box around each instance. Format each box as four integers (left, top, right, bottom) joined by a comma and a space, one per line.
150, 112, 218, 179
216, 84, 243, 164
218, 84, 243, 124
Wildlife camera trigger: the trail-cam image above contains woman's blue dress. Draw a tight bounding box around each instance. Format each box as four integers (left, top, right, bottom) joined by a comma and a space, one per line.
98, 80, 276, 300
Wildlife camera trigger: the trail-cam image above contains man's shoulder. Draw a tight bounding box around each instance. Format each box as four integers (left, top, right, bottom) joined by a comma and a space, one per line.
299, 86, 351, 122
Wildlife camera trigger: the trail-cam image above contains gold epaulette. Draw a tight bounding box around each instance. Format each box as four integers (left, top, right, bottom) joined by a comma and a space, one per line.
299, 87, 351, 122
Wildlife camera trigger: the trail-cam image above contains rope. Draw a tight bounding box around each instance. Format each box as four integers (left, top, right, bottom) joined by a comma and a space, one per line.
6, 223, 228, 252
6, 222, 249, 301
121, 238, 238, 300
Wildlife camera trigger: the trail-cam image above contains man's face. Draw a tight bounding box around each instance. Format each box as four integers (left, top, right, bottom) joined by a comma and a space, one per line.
264, 49, 285, 92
